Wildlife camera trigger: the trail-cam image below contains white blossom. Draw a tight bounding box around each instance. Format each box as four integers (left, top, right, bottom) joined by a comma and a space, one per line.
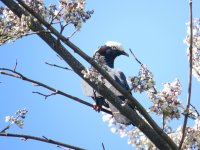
4, 108, 28, 129
148, 79, 182, 120
0, 7, 31, 45
184, 18, 200, 81
5, 116, 11, 122
128, 65, 155, 93
0, 0, 93, 45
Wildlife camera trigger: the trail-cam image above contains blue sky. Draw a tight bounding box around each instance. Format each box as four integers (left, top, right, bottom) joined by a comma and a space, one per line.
0, 0, 200, 150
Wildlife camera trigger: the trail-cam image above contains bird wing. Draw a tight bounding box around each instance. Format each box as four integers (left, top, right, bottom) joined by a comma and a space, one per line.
104, 68, 132, 125
80, 70, 102, 98
103, 68, 130, 96
81, 68, 130, 97
81, 67, 132, 125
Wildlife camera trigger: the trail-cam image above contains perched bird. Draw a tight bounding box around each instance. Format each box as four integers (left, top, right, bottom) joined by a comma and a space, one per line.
81, 41, 132, 125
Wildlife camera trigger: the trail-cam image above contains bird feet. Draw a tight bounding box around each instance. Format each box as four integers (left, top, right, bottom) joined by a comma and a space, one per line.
93, 104, 101, 112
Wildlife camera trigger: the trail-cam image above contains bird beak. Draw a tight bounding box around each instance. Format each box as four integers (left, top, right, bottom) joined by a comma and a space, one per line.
121, 51, 129, 57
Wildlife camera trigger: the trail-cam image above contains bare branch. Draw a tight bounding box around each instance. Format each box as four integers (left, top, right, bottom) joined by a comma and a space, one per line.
56, 54, 64, 60
45, 62, 72, 71
102, 143, 106, 150
0, 124, 12, 133
14, 59, 18, 72
190, 104, 200, 117
67, 27, 80, 39
0, 68, 112, 115
179, 0, 193, 149
0, 132, 86, 150
129, 48, 143, 66
57, 145, 70, 150
32, 91, 58, 99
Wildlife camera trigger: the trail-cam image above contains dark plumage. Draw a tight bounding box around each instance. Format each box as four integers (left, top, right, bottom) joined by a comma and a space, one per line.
81, 41, 131, 125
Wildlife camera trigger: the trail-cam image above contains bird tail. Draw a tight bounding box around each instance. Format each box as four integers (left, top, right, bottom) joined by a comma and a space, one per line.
107, 101, 132, 125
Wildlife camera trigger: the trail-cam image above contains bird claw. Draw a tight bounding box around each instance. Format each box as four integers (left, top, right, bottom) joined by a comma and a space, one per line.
93, 104, 101, 112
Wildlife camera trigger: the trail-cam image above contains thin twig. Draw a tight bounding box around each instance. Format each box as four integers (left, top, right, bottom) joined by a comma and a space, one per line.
102, 143, 106, 150
0, 132, 86, 150
0, 124, 12, 133
67, 27, 80, 39
42, 136, 49, 140
57, 145, 69, 150
45, 62, 72, 71
162, 113, 165, 130
56, 54, 64, 60
0, 30, 50, 46
190, 104, 200, 116
129, 48, 143, 66
50, 8, 63, 25
128, 86, 135, 93
179, 0, 193, 149
32, 91, 58, 99
14, 59, 18, 72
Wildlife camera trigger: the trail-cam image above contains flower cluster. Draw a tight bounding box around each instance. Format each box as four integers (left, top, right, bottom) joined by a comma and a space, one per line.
183, 127, 200, 149
168, 119, 200, 150
102, 112, 156, 149
24, 0, 49, 20
127, 128, 156, 150
148, 79, 182, 120
102, 112, 200, 149
184, 18, 200, 81
128, 65, 155, 93
23, 0, 93, 28
129, 64, 183, 119
102, 113, 129, 138
5, 108, 28, 129
81, 68, 104, 85
57, 0, 94, 28
0, 0, 93, 45
81, 50, 111, 85
0, 7, 31, 45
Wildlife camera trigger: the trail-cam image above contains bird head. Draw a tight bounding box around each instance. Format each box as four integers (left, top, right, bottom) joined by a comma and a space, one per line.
94, 41, 129, 68
97, 41, 129, 58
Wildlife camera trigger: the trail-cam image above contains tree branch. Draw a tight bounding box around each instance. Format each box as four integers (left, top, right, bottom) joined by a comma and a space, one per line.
0, 132, 86, 150
102, 143, 106, 150
0, 30, 50, 46
179, 1, 193, 148
14, 59, 18, 72
45, 62, 72, 71
190, 104, 200, 117
0, 68, 112, 115
129, 48, 143, 66
32, 91, 58, 99
0, 124, 12, 133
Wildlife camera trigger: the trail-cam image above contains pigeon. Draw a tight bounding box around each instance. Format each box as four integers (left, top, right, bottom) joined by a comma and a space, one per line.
81, 41, 132, 125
